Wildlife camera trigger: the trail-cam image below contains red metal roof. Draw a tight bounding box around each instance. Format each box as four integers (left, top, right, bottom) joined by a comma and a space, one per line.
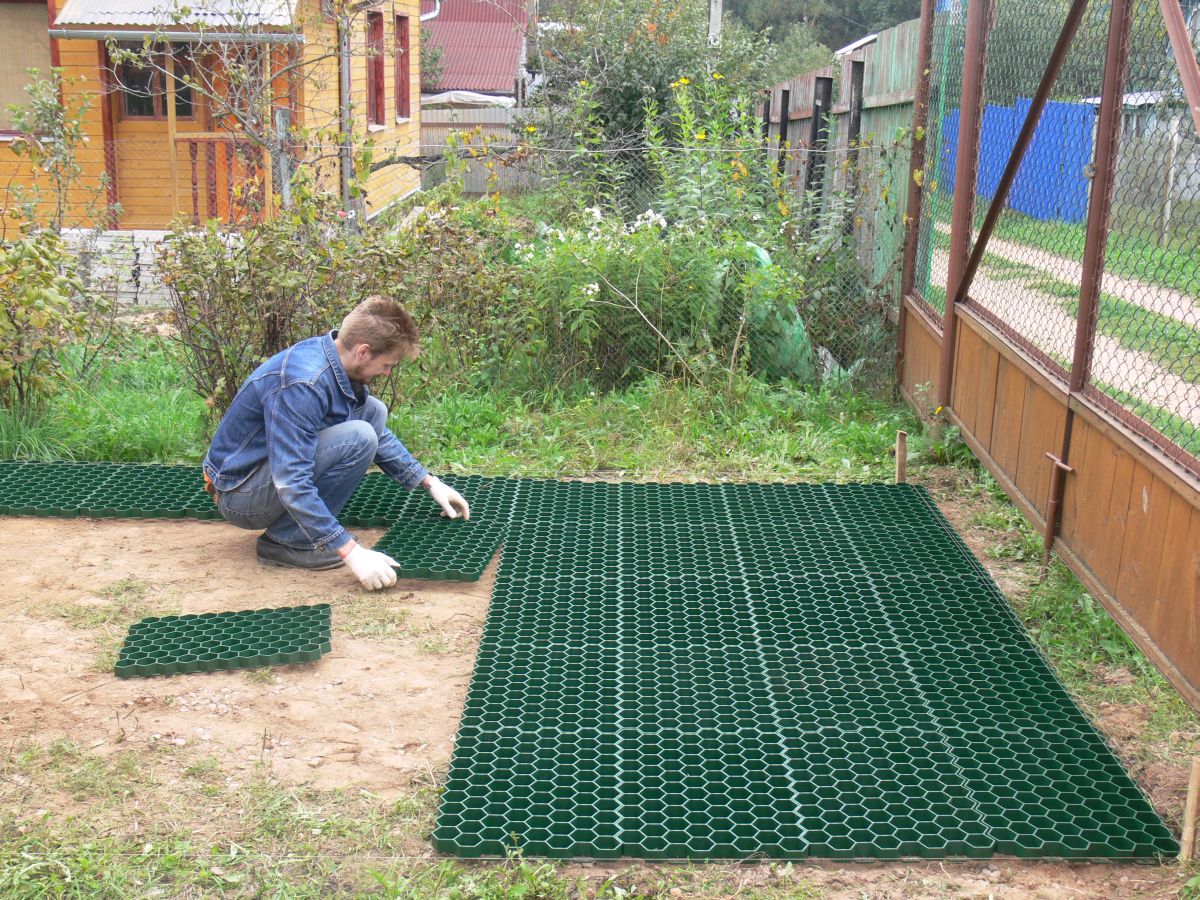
421, 0, 529, 94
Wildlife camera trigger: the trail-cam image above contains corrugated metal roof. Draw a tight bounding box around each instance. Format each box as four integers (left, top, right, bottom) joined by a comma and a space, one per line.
423, 0, 529, 93
421, 0, 527, 23
55, 0, 298, 29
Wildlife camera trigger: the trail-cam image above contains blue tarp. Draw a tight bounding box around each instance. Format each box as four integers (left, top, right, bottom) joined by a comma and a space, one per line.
939, 98, 1094, 223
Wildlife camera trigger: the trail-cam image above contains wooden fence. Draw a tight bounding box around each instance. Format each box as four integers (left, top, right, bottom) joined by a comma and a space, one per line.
895, 0, 1200, 711
420, 107, 541, 194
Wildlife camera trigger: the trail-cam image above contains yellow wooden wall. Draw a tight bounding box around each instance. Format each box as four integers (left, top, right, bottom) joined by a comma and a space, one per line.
301, 0, 421, 217
0, 38, 112, 229
1, 0, 421, 230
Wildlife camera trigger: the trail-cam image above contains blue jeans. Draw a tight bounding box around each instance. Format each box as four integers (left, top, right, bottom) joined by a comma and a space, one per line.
216, 396, 389, 550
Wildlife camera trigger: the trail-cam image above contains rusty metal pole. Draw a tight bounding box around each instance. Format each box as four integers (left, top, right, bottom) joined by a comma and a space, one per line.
937, 0, 992, 409
950, 0, 1092, 311
1069, 0, 1134, 388
1037, 0, 1134, 576
1159, 0, 1200, 137
900, 0, 937, 302
897, 0, 938, 388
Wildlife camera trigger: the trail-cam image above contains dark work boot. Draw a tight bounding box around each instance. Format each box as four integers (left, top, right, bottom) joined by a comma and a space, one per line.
256, 533, 345, 570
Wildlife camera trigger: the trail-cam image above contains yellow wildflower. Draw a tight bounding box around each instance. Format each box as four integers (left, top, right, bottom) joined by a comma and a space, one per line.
711, 71, 724, 80
525, 125, 538, 134
695, 130, 706, 141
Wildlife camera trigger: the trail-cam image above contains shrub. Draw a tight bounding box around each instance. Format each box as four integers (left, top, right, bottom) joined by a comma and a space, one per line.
0, 229, 85, 409
158, 192, 408, 415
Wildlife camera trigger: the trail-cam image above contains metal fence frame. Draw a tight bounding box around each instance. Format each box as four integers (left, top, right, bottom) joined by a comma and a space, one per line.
898, 0, 1200, 710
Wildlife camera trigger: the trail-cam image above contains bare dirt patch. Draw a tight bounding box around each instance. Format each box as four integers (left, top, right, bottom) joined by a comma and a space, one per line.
0, 516, 490, 803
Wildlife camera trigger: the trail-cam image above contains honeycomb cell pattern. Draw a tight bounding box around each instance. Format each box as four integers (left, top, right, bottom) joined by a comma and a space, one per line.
115, 604, 331, 678
432, 479, 1178, 861
0, 461, 221, 519
0, 464, 1179, 858
373, 517, 508, 581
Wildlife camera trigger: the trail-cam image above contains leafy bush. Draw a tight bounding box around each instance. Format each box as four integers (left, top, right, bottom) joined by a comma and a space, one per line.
159, 191, 408, 415
0, 229, 84, 409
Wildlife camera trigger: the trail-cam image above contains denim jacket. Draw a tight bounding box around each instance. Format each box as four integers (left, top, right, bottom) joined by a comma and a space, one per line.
203, 332, 427, 549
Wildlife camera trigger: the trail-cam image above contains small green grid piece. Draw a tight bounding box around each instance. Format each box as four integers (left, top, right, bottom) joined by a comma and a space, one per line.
373, 516, 508, 581
115, 604, 331, 678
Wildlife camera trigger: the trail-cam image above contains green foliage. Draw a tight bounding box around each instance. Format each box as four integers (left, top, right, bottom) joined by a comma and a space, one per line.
529, 0, 773, 146
1022, 562, 1157, 682
759, 23, 832, 86
158, 190, 409, 414
0, 333, 207, 462
0, 229, 85, 410
3, 68, 115, 235
420, 25, 446, 92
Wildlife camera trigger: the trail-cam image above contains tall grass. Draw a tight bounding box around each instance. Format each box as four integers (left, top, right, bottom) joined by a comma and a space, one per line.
1, 331, 915, 482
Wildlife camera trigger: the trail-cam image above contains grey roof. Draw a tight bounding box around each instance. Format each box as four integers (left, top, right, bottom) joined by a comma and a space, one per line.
55, 0, 298, 29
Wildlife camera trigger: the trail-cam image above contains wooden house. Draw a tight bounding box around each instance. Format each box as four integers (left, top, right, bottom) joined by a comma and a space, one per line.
0, 0, 425, 229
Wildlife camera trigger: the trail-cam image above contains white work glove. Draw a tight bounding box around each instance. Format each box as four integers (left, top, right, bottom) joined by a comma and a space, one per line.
425, 475, 471, 520
340, 542, 399, 591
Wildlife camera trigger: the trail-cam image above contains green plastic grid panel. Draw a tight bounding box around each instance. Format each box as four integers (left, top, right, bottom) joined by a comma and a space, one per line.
116, 604, 331, 678
373, 516, 508, 581
434, 482, 1178, 861
0, 461, 220, 519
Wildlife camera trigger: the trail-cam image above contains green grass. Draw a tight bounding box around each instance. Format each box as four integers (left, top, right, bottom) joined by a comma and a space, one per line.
389, 376, 915, 482
957, 471, 1200, 743
1060, 293, 1200, 383
992, 210, 1200, 300
931, 191, 1200, 297
0, 334, 209, 463
1090, 379, 1200, 455
2, 332, 915, 483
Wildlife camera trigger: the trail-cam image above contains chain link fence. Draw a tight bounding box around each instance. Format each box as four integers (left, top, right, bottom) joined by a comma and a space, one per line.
908, 0, 1200, 468
408, 134, 900, 396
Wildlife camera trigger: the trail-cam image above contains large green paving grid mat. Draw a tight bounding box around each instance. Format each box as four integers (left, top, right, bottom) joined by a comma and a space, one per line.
0, 464, 1179, 858
434, 480, 1177, 860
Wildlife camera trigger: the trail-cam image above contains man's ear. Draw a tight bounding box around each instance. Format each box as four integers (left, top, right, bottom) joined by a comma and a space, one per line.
353, 343, 374, 362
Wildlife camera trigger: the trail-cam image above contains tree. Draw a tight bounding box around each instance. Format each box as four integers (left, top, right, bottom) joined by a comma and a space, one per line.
529, 0, 775, 146
762, 22, 832, 85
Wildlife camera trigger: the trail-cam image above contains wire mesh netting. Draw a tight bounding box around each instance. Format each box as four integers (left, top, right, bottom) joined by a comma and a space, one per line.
401, 134, 907, 395
910, 0, 1200, 470
1086, 0, 1200, 464
912, 0, 969, 320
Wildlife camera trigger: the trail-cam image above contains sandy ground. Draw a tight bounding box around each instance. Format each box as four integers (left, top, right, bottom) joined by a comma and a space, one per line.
1, 486, 1195, 897
0, 517, 492, 799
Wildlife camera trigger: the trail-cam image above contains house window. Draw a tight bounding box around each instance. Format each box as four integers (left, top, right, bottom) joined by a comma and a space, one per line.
395, 14, 411, 119
116, 43, 196, 121
0, 1, 51, 132
367, 12, 385, 126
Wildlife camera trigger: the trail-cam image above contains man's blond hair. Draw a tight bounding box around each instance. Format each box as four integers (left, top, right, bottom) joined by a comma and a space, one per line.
338, 297, 420, 358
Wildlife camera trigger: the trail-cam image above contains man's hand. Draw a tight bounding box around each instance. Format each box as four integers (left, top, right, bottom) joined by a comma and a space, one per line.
339, 541, 399, 590
424, 475, 471, 520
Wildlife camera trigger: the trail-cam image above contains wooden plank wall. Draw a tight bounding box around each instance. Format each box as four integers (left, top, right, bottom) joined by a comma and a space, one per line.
0, 38, 110, 228
902, 294, 1200, 709
766, 18, 918, 292
302, 0, 421, 217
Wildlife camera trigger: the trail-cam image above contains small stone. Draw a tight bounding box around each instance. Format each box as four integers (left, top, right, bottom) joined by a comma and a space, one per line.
307, 757, 323, 768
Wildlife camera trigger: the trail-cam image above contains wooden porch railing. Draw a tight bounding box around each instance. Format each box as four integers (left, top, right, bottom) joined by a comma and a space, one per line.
174, 134, 273, 226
